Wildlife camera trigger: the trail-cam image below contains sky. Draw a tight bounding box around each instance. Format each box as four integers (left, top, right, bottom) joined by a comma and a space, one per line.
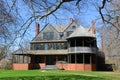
7, 0, 103, 49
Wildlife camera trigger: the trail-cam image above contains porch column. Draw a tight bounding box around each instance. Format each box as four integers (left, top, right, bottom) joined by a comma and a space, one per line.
90, 55, 92, 64
83, 54, 85, 64
75, 39, 77, 70
44, 56, 46, 64
70, 54, 71, 63
67, 55, 69, 63
18, 55, 20, 63
56, 55, 58, 63
17, 55, 18, 63
75, 39, 77, 63
23, 55, 24, 63
70, 54, 71, 70
83, 53, 85, 71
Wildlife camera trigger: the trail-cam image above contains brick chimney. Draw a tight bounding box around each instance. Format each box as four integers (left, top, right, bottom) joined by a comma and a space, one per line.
36, 22, 40, 36
70, 18, 73, 24
91, 20, 95, 34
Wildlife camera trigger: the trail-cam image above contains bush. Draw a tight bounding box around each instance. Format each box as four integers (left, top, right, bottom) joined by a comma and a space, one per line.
0, 59, 12, 69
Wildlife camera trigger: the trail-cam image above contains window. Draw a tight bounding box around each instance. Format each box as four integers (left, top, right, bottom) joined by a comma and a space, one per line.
43, 32, 54, 40
59, 32, 64, 38
72, 26, 76, 29
43, 33, 47, 39
30, 44, 34, 50
35, 44, 40, 50
66, 31, 73, 37
31, 44, 40, 50
64, 42, 67, 49
61, 42, 67, 49
43, 43, 48, 50
48, 43, 54, 50
61, 43, 64, 49
56, 43, 61, 50
40, 43, 44, 50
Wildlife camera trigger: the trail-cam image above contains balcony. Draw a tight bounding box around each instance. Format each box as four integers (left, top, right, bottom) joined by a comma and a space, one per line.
68, 47, 97, 54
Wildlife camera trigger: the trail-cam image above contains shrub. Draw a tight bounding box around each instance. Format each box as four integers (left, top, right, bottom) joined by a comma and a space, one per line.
0, 59, 12, 69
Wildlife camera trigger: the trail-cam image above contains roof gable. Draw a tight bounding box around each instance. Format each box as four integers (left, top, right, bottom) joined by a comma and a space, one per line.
54, 25, 68, 32
40, 23, 58, 33
64, 21, 79, 32
67, 26, 95, 39
32, 23, 59, 41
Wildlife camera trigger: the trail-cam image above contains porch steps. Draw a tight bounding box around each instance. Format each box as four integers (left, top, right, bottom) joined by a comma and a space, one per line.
41, 65, 58, 70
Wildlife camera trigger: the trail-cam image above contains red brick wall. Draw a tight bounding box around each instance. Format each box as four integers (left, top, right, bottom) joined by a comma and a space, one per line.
13, 64, 29, 70
56, 63, 96, 71
84, 64, 92, 71
92, 64, 96, 71
67, 64, 85, 71
13, 63, 45, 70
13, 63, 95, 71
39, 63, 45, 68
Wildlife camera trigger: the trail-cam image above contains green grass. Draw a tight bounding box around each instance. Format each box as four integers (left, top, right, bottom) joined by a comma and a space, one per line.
0, 70, 119, 80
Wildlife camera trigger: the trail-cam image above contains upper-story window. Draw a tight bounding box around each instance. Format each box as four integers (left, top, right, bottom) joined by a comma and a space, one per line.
43, 32, 54, 40
72, 26, 76, 29
66, 31, 73, 37
59, 32, 64, 39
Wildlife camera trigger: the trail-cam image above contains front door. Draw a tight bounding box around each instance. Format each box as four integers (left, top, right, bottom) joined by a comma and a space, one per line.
46, 55, 56, 65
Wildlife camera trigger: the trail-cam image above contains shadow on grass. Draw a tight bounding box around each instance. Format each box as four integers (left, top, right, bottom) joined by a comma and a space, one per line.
0, 75, 106, 80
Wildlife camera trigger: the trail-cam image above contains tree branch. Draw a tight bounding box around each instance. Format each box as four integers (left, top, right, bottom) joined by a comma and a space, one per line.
36, 1, 64, 19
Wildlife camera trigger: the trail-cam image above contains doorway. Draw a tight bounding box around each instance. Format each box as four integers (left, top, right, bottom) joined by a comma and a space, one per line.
46, 55, 56, 65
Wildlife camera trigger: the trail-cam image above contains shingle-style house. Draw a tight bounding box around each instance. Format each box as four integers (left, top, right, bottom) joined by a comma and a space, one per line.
12, 18, 105, 71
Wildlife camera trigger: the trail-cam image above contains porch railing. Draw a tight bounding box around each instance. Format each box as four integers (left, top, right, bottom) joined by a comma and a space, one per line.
68, 47, 97, 53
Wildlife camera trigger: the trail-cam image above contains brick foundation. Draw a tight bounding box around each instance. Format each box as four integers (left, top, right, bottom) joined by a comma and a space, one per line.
13, 64, 29, 70
13, 63, 45, 70
56, 63, 96, 71
13, 63, 96, 71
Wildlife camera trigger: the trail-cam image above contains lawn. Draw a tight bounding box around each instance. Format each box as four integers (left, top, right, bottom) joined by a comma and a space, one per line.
0, 70, 119, 80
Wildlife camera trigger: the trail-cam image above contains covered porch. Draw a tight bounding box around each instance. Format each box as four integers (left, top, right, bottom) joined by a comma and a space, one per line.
12, 53, 96, 71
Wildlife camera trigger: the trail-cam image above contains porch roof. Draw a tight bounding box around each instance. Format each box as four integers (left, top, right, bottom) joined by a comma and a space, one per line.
30, 40, 67, 43
29, 50, 68, 55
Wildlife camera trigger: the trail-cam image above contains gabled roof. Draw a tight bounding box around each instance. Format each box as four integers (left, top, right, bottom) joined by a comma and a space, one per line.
63, 21, 79, 32
67, 26, 95, 39
32, 23, 58, 41
41, 23, 58, 32
13, 48, 29, 55
54, 25, 68, 32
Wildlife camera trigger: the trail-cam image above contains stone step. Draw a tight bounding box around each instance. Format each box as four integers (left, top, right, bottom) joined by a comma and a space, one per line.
41, 65, 58, 70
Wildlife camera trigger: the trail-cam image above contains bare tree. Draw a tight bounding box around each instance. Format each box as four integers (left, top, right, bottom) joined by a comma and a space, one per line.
0, 0, 110, 45
2, 0, 120, 66
99, 23, 120, 71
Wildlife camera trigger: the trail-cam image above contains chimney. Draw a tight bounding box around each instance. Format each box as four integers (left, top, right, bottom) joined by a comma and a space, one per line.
36, 22, 40, 36
70, 18, 73, 24
91, 20, 95, 34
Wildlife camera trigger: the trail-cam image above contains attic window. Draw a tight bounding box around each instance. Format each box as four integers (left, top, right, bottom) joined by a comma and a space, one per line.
59, 32, 64, 38
72, 26, 76, 29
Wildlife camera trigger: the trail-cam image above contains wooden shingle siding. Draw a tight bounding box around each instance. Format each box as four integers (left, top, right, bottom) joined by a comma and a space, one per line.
32, 21, 79, 42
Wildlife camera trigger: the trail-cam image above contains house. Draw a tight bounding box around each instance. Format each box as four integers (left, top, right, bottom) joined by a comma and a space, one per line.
12, 18, 105, 71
